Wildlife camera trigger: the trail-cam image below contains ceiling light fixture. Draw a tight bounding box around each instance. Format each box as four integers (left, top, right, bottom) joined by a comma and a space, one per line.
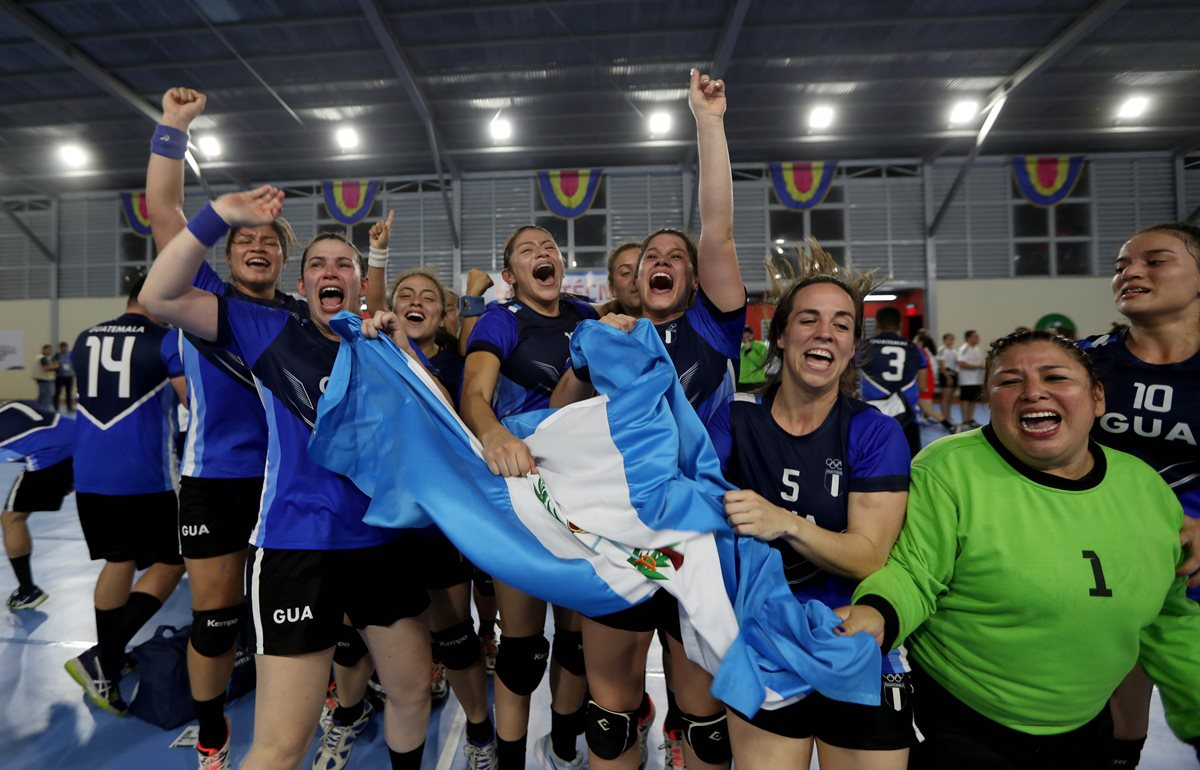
1116, 96, 1149, 119
808, 106, 834, 130
865, 294, 898, 302
335, 126, 359, 150
948, 100, 978, 125
59, 144, 88, 168
489, 115, 512, 141
197, 136, 222, 159
648, 111, 672, 136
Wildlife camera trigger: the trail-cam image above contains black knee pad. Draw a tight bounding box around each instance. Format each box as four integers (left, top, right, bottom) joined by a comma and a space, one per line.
333, 624, 369, 667
552, 629, 585, 676
494, 634, 549, 696
432, 620, 481, 671
585, 700, 639, 760
682, 711, 730, 764
190, 605, 243, 658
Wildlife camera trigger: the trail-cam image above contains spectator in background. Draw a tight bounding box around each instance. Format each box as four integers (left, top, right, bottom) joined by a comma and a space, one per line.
738, 326, 768, 392
33, 345, 56, 411
936, 333, 958, 428
52, 342, 75, 413
956, 330, 985, 430
860, 306, 922, 456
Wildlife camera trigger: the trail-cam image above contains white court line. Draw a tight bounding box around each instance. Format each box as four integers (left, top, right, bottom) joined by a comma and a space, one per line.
435, 707, 467, 770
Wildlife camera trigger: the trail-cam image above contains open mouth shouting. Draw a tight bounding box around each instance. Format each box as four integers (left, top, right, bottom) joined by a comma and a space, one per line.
648, 271, 675, 294
531, 261, 557, 286
318, 285, 345, 313
803, 347, 835, 370
1018, 409, 1062, 436
244, 256, 273, 270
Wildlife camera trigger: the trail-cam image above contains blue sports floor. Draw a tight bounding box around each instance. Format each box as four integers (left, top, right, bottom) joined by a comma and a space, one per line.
0, 413, 1195, 768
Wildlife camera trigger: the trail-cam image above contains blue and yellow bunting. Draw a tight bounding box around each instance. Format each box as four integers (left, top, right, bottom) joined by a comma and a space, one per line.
1011, 156, 1085, 207
537, 169, 603, 219
768, 161, 838, 210
120, 192, 152, 237
322, 180, 380, 225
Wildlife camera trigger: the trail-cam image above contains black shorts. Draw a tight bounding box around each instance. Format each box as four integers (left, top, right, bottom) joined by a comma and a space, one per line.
585, 588, 682, 642
247, 537, 431, 656
178, 476, 262, 559
959, 384, 982, 402
411, 529, 473, 590
6, 458, 73, 513
908, 664, 1111, 769
937, 371, 957, 389
729, 672, 915, 750
76, 490, 182, 569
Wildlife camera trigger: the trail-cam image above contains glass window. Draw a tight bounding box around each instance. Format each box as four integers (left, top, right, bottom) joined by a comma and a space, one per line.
822, 185, 845, 204
120, 233, 150, 262
1055, 204, 1090, 237
534, 216, 569, 245
810, 208, 845, 242
1013, 205, 1048, 238
573, 214, 607, 247
769, 210, 806, 242
1057, 242, 1092, 275
1014, 242, 1049, 276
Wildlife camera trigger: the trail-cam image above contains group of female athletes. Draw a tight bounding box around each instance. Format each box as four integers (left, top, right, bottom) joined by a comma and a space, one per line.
134, 68, 1200, 770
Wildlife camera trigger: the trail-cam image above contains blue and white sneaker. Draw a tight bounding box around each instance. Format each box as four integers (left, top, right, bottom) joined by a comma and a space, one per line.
463, 738, 497, 770
6, 584, 47, 611
533, 732, 584, 770
312, 700, 372, 770
64, 647, 128, 716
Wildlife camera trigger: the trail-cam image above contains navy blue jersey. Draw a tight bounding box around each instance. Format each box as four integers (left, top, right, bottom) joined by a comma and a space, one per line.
72, 313, 182, 495
466, 297, 598, 417
216, 296, 397, 550
859, 332, 921, 417
428, 344, 465, 409
654, 289, 744, 460
725, 388, 911, 672
0, 402, 74, 470
180, 261, 308, 479
1080, 329, 1200, 599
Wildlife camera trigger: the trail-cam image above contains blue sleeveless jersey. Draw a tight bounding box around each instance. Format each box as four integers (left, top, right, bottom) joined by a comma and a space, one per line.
179, 261, 308, 479
466, 297, 598, 417
0, 403, 75, 470
72, 313, 182, 495
654, 290, 744, 460
859, 332, 921, 410
1080, 329, 1200, 601
216, 296, 397, 550
726, 389, 911, 673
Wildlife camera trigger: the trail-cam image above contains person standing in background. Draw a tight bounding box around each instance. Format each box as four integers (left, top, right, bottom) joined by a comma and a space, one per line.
52, 342, 75, 414
738, 326, 768, 392
956, 330, 985, 430
33, 345, 56, 411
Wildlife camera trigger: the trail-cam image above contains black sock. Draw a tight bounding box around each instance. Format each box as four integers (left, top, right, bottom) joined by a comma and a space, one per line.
95, 606, 125, 679
9, 554, 33, 590
465, 716, 494, 746
496, 736, 525, 769
333, 699, 364, 726
194, 692, 228, 750
115, 592, 163, 650
478, 619, 495, 637
550, 709, 577, 761
388, 742, 424, 770
664, 687, 685, 733
1111, 736, 1146, 768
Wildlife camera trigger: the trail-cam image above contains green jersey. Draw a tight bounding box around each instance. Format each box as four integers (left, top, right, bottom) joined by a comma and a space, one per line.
854, 427, 1200, 740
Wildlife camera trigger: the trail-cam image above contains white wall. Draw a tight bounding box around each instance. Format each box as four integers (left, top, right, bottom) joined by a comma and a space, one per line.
933, 276, 1122, 348
0, 298, 126, 401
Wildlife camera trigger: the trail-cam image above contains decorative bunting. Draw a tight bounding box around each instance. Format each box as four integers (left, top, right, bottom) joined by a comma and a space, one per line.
537, 169, 603, 219
120, 192, 152, 236
768, 161, 838, 210
322, 180, 380, 225
1011, 156, 1085, 207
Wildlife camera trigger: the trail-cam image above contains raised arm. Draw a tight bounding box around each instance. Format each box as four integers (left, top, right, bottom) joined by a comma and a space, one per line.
364, 210, 395, 315
691, 69, 743, 312
141, 186, 284, 342
460, 351, 536, 477
146, 87, 207, 251
457, 268, 494, 357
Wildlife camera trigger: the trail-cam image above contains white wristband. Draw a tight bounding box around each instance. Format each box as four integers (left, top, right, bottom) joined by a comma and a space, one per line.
368, 246, 388, 269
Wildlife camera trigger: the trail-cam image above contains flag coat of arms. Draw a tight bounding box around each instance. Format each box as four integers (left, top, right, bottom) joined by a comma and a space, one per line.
310, 314, 881, 715
537, 169, 603, 219
120, 192, 153, 236
1011, 155, 1085, 207
769, 161, 838, 210
321, 179, 380, 224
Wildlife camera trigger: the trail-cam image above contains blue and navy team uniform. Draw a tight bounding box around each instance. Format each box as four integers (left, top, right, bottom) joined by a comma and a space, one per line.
72, 314, 182, 496
466, 296, 598, 417
178, 261, 307, 479
428, 339, 465, 409
1080, 329, 1200, 602
1, 403, 75, 512
653, 289, 745, 460
725, 388, 911, 676
860, 331, 922, 456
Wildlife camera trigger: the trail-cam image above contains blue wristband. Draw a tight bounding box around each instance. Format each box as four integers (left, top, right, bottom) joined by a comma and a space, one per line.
150, 124, 189, 160
187, 202, 230, 248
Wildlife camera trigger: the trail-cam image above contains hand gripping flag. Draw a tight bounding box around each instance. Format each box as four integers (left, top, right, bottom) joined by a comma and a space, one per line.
310, 312, 880, 715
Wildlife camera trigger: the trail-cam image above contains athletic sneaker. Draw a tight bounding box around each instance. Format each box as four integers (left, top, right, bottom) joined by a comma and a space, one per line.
197, 716, 232, 769
660, 727, 687, 770
431, 660, 448, 701
312, 700, 373, 770
64, 648, 128, 716
318, 680, 338, 733
463, 738, 498, 770
636, 695, 656, 770
76, 644, 137, 678
533, 732, 584, 770
6, 584, 48, 611
479, 631, 498, 675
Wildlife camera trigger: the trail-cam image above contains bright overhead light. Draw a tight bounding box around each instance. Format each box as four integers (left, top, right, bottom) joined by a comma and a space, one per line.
648, 111, 672, 135
490, 117, 512, 141
1117, 96, 1149, 119
865, 294, 898, 302
335, 126, 359, 150
808, 106, 834, 129
774, 238, 785, 244
59, 144, 88, 167
197, 135, 222, 159
948, 100, 978, 125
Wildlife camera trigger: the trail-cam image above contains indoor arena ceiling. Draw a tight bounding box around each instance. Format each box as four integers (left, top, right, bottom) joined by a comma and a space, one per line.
0, 0, 1198, 197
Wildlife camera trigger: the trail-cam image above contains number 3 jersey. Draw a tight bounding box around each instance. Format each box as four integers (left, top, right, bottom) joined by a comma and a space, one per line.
72, 313, 182, 495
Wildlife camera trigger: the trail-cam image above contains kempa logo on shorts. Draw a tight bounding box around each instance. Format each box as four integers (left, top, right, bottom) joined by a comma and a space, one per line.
273, 605, 314, 623
181, 524, 211, 536
206, 617, 239, 628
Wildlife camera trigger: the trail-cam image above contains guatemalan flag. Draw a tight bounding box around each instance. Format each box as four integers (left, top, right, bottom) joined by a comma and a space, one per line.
310, 312, 881, 715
